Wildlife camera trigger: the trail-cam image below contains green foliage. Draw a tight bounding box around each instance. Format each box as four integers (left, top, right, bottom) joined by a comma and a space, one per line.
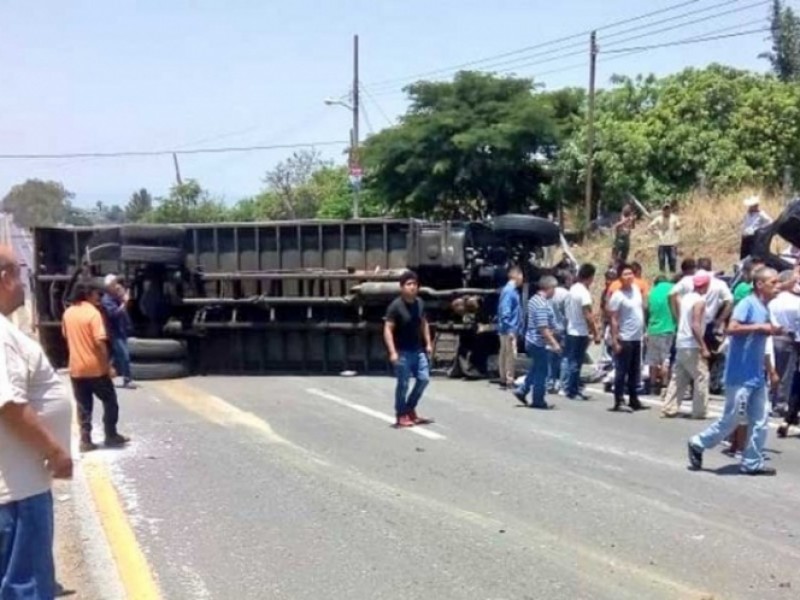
125, 189, 153, 222
148, 180, 229, 224
1, 179, 75, 227
762, 0, 800, 82
553, 66, 800, 212
362, 71, 559, 218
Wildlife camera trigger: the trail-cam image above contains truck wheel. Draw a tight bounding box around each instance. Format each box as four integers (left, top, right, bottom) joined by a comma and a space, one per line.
128, 338, 187, 361
120, 245, 185, 265
130, 361, 188, 381
120, 225, 185, 246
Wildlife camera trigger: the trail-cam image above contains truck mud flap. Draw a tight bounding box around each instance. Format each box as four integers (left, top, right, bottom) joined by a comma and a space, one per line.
128, 338, 187, 361
130, 361, 189, 381
120, 245, 185, 265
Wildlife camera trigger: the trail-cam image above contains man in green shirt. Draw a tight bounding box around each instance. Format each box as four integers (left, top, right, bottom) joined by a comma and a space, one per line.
646, 275, 677, 394
733, 258, 765, 305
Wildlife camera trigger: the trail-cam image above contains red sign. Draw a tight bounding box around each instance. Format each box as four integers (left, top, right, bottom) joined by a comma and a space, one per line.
350, 166, 363, 178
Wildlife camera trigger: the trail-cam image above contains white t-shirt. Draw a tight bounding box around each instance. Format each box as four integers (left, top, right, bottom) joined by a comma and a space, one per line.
769, 292, 800, 340
566, 282, 593, 337
0, 314, 72, 504
608, 286, 644, 341
672, 276, 732, 324
549, 287, 570, 333
676, 292, 703, 349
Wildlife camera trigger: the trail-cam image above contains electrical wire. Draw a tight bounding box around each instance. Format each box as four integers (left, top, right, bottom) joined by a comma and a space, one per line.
360, 84, 395, 126
0, 140, 349, 161
366, 0, 704, 90
603, 25, 770, 52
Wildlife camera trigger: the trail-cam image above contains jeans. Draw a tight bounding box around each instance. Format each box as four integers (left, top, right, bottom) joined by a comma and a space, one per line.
71, 376, 120, 440
773, 337, 798, 408
564, 335, 590, 398
657, 245, 677, 273
693, 385, 769, 472
519, 343, 549, 408
546, 332, 568, 392
614, 340, 642, 407
111, 337, 132, 382
394, 350, 430, 417
0, 491, 55, 600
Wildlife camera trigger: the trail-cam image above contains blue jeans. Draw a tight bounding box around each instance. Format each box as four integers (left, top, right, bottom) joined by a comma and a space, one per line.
394, 351, 430, 416
111, 337, 132, 382
519, 343, 549, 408
0, 491, 55, 600
693, 385, 769, 472
546, 332, 568, 392
564, 335, 590, 398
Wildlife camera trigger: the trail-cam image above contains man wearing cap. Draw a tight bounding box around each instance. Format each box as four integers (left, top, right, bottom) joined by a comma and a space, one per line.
62, 280, 130, 452
740, 195, 772, 259
384, 270, 434, 428
101, 274, 134, 389
647, 203, 681, 273
662, 270, 712, 419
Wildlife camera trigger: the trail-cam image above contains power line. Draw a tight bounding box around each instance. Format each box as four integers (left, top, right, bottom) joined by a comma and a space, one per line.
0, 140, 349, 161
360, 84, 394, 127
366, 0, 704, 89
604, 25, 770, 52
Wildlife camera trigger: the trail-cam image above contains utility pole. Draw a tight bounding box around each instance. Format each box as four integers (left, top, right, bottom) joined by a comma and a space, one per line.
583, 31, 598, 231
172, 152, 184, 186
351, 33, 361, 218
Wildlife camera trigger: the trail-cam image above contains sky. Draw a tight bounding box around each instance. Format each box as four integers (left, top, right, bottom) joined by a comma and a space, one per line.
0, 0, 785, 208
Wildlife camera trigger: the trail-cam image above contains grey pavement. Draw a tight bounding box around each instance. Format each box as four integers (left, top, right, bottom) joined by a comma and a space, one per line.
77, 375, 800, 600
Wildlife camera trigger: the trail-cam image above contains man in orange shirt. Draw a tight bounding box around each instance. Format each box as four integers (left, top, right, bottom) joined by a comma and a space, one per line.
605, 262, 650, 303
62, 280, 129, 452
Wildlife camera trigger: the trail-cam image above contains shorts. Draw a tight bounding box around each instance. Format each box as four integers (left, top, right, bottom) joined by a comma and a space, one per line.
645, 334, 674, 366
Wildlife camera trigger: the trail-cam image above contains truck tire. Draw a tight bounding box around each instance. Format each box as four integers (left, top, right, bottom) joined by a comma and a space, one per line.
120, 225, 185, 246
120, 245, 185, 265
128, 338, 187, 361
491, 214, 561, 245
130, 361, 188, 381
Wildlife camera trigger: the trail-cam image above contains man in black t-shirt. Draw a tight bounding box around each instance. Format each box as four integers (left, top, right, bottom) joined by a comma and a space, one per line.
384, 270, 434, 428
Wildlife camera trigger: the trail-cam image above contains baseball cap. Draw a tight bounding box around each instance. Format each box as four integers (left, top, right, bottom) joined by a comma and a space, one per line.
692, 270, 711, 287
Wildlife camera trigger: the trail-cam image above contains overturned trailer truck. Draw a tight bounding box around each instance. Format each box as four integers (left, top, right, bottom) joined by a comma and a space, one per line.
31, 215, 568, 380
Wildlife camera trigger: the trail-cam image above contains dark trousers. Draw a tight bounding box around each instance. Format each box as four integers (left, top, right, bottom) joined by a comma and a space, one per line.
71, 376, 120, 440
783, 372, 800, 426
657, 245, 677, 273
111, 336, 132, 382
564, 335, 590, 398
773, 337, 798, 408
614, 340, 642, 407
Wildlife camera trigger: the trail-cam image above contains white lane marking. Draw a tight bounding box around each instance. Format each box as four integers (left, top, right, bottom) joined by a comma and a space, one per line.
306, 388, 447, 441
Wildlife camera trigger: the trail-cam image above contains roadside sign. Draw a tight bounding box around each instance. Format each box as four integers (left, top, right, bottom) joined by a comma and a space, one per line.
349, 166, 363, 178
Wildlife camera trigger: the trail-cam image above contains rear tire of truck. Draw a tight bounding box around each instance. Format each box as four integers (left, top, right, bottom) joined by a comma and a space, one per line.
130, 361, 189, 381
120, 225, 185, 246
128, 338, 187, 361
120, 245, 185, 265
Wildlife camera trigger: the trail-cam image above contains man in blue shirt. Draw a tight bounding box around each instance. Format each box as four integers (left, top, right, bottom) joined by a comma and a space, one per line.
101, 275, 134, 389
514, 275, 561, 410
688, 267, 781, 476
497, 266, 524, 389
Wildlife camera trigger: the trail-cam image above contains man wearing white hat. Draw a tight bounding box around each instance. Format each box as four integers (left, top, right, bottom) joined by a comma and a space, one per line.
740, 195, 772, 259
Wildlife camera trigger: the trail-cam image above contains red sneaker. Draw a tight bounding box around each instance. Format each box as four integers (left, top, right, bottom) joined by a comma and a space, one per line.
408, 410, 434, 425
395, 414, 415, 428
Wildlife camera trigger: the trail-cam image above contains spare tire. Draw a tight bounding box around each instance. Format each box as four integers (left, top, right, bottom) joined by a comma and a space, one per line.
491, 214, 560, 246
130, 361, 188, 381
120, 245, 185, 265
121, 225, 185, 246
128, 338, 187, 361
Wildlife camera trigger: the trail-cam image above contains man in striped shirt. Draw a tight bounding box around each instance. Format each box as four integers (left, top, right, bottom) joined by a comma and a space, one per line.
514, 276, 562, 410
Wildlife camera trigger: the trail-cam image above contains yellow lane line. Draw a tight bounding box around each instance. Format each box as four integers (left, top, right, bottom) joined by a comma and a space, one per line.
82, 456, 161, 600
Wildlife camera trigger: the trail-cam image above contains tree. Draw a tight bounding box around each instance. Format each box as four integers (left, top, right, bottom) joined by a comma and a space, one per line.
125, 188, 153, 222
149, 180, 228, 223
2, 179, 74, 227
261, 149, 329, 219
362, 71, 559, 218
761, 0, 800, 82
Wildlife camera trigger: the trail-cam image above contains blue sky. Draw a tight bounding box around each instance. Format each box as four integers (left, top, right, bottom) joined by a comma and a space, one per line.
0, 0, 782, 208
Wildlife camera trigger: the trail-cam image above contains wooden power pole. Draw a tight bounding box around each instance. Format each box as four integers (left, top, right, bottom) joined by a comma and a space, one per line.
583, 31, 598, 230
352, 34, 361, 218
172, 152, 183, 186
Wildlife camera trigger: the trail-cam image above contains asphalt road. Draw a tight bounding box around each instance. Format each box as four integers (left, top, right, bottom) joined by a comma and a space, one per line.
81, 375, 800, 600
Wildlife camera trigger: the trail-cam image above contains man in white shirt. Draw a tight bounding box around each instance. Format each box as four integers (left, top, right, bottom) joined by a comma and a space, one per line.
769, 270, 800, 415
740, 195, 772, 259
564, 264, 600, 400
608, 264, 646, 412
0, 246, 72, 598
546, 273, 571, 394
647, 203, 680, 273
662, 271, 711, 419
